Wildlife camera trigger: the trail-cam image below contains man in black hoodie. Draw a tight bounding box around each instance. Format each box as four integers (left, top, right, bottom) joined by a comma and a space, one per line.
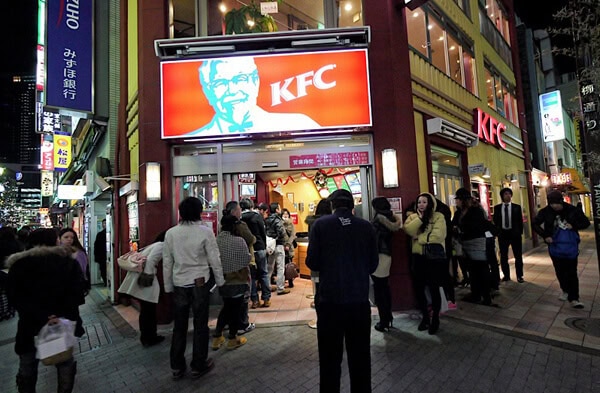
240, 198, 270, 308
533, 190, 590, 308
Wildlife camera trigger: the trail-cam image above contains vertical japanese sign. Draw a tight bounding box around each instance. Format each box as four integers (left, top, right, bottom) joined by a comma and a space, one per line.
53, 134, 71, 172
41, 170, 54, 197
40, 133, 54, 170
580, 80, 600, 266
46, 0, 93, 112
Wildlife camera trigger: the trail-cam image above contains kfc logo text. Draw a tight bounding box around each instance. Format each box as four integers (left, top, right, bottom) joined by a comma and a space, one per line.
475, 108, 506, 149
271, 64, 337, 106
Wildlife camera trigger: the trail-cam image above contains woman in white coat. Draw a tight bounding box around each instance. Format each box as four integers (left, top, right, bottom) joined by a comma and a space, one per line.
118, 231, 166, 347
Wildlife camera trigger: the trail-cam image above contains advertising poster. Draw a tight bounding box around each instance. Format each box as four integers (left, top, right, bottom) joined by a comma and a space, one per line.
539, 91, 565, 142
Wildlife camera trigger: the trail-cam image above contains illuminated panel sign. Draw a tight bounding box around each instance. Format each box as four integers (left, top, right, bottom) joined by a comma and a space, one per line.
57, 184, 86, 200
551, 172, 572, 186
160, 49, 372, 139
41, 170, 54, 197
474, 108, 506, 149
40, 134, 54, 170
46, 0, 93, 112
539, 91, 565, 142
53, 134, 71, 172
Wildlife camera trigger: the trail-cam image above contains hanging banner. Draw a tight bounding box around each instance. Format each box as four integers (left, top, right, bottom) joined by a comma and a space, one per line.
40, 133, 54, 170
45, 0, 93, 112
160, 49, 372, 139
53, 134, 72, 172
41, 170, 54, 197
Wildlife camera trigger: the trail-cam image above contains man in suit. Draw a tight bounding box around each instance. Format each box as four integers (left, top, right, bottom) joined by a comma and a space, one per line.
493, 188, 524, 283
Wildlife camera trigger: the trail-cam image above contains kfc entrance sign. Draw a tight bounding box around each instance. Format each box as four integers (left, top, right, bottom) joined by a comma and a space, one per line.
160, 49, 372, 139
474, 108, 506, 149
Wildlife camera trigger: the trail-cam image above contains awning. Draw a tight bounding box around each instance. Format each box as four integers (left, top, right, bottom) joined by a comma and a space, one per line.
561, 168, 590, 194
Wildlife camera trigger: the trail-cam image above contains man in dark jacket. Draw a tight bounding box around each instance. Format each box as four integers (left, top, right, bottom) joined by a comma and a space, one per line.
265, 202, 290, 296
306, 189, 378, 392
6, 228, 85, 393
533, 190, 590, 308
240, 198, 270, 308
94, 219, 107, 286
493, 188, 524, 282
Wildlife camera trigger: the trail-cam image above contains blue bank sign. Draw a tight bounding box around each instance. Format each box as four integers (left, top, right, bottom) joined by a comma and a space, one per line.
46, 0, 93, 112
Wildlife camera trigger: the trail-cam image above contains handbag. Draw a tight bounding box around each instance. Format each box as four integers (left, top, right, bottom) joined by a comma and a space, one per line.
548, 228, 580, 259
285, 262, 299, 280
137, 272, 154, 287
423, 233, 446, 260
117, 251, 147, 272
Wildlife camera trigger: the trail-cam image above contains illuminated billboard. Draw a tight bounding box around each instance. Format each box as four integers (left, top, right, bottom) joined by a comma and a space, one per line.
160, 49, 372, 139
539, 90, 565, 142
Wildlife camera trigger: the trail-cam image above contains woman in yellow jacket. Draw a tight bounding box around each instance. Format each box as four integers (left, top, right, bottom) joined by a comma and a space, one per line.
403, 192, 447, 335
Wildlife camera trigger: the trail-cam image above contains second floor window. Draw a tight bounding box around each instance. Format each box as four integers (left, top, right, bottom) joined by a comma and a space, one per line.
406, 9, 478, 95
485, 66, 519, 126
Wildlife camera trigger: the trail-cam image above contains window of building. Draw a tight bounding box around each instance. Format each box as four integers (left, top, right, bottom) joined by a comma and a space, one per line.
453, 0, 470, 17
485, 64, 519, 126
484, 0, 510, 43
406, 8, 478, 95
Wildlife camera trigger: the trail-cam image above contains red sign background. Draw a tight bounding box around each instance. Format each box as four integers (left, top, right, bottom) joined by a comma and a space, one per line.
161, 49, 372, 138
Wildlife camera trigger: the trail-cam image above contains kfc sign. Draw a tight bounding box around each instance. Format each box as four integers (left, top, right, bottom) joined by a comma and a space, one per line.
474, 108, 506, 149
160, 49, 372, 139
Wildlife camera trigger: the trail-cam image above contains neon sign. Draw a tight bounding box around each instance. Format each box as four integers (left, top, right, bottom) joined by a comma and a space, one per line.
474, 108, 507, 149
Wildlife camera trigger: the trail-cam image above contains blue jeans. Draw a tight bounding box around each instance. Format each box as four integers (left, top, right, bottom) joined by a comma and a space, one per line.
251, 250, 270, 302
170, 280, 212, 372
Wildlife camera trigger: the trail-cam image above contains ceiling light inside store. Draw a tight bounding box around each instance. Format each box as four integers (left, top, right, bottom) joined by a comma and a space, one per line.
344, 3, 352, 11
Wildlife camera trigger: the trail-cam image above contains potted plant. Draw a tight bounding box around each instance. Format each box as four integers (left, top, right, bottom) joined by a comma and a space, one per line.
224, 1, 281, 34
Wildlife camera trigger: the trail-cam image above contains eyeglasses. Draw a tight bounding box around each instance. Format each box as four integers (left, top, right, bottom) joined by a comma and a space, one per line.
209, 71, 258, 92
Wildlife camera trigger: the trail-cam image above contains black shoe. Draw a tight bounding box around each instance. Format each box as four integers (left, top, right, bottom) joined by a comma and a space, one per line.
501, 276, 511, 282
462, 295, 481, 304
191, 358, 215, 379
142, 335, 165, 347
374, 322, 389, 332
517, 277, 524, 283
418, 317, 430, 331
172, 369, 185, 381
428, 315, 439, 335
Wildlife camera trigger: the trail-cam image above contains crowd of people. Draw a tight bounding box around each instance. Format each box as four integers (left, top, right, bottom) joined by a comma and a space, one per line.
0, 186, 591, 393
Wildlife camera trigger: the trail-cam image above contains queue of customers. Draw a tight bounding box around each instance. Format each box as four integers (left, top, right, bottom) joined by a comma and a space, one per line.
1, 184, 590, 393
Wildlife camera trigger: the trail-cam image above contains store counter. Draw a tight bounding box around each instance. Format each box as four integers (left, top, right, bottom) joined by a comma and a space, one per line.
295, 239, 310, 278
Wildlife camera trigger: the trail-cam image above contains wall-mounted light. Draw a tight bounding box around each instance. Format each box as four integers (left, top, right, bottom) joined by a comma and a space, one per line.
482, 167, 491, 179
146, 162, 161, 201
382, 149, 398, 188
504, 173, 518, 183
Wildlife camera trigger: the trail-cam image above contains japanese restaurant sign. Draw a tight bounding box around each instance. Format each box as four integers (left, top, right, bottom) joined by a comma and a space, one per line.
160, 49, 372, 139
53, 134, 72, 172
289, 152, 369, 169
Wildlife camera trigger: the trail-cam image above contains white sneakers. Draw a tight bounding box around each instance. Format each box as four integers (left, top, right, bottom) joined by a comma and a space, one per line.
558, 292, 569, 301
571, 300, 584, 309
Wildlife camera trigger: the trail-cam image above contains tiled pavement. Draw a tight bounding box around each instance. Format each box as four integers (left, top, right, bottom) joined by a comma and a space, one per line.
1, 228, 600, 392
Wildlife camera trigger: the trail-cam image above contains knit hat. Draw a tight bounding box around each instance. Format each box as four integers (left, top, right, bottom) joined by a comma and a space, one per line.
371, 197, 391, 212
547, 190, 563, 204
328, 189, 354, 202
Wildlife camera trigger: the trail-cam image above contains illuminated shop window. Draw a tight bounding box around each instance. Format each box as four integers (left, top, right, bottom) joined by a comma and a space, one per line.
406, 8, 478, 95
485, 64, 519, 126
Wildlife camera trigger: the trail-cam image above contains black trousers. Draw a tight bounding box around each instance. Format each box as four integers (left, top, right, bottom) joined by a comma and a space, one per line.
371, 276, 392, 326
316, 302, 371, 393
411, 254, 445, 315
139, 299, 158, 343
486, 237, 500, 290
498, 231, 524, 279
467, 257, 491, 303
96, 260, 107, 286
216, 296, 245, 339
551, 256, 580, 301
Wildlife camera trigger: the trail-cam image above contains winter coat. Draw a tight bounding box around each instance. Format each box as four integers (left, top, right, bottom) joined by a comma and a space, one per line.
118, 242, 163, 303
372, 212, 402, 256
404, 211, 446, 255
6, 246, 85, 355
283, 218, 296, 258
306, 208, 378, 305
241, 209, 267, 251
533, 202, 590, 240
233, 220, 256, 265
265, 213, 289, 246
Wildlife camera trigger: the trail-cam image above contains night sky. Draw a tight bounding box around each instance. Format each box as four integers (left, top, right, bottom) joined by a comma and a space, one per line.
0, 1, 574, 76
1, 0, 37, 75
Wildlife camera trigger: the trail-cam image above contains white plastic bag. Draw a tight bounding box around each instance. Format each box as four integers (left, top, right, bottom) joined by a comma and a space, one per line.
266, 236, 276, 255
424, 286, 449, 313
35, 318, 77, 365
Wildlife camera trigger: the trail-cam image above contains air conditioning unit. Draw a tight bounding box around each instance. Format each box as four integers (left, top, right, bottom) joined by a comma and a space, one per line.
426, 118, 478, 147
